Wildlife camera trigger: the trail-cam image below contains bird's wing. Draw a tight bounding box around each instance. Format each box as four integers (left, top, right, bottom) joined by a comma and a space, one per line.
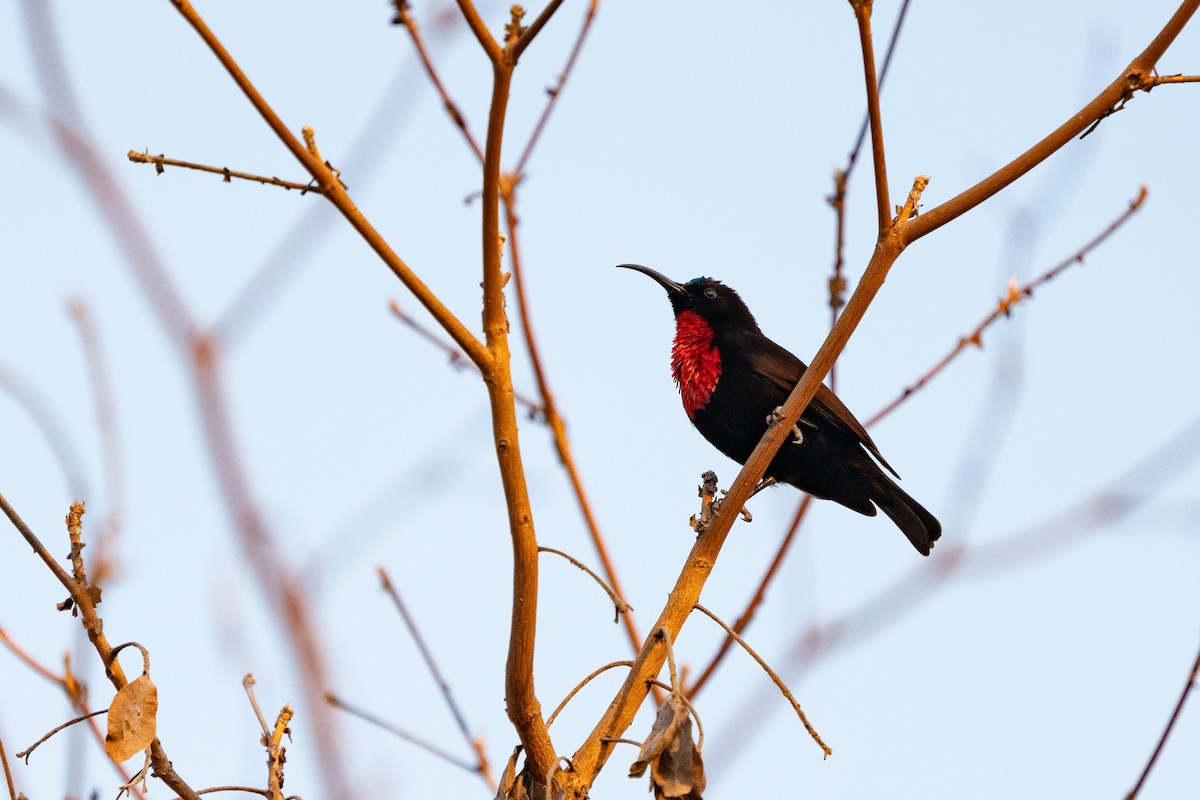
744, 334, 901, 479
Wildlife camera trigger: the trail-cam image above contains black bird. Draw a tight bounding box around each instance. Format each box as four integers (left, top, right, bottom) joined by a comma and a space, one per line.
619, 264, 941, 555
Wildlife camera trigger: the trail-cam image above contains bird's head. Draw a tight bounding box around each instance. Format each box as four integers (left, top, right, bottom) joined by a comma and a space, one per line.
617, 264, 758, 329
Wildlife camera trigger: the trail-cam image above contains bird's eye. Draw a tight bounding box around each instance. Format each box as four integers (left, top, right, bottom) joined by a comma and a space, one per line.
703, 288, 718, 299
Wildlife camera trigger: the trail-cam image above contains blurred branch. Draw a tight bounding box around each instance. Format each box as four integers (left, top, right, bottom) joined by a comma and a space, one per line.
1125, 640, 1200, 799
68, 301, 125, 584
868, 185, 1149, 427
904, 0, 1198, 242
21, 0, 195, 352
127, 150, 328, 195
0, 364, 89, 500
0, 498, 199, 800
377, 567, 496, 789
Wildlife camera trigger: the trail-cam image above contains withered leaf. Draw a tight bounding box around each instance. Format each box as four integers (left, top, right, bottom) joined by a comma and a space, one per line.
105, 674, 159, 762
630, 695, 705, 800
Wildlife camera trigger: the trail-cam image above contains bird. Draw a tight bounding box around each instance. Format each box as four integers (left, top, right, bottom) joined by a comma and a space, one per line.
618, 264, 941, 555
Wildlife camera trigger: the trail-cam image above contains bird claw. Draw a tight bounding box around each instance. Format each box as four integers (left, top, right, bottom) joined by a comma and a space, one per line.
767, 406, 804, 444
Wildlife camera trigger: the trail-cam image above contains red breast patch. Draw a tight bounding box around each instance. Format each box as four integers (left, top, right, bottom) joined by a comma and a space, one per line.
670, 310, 722, 418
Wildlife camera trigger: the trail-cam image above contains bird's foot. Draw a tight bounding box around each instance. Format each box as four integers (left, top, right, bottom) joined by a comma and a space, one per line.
767, 407, 804, 444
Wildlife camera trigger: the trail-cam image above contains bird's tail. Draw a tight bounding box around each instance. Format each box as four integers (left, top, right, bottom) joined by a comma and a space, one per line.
872, 476, 942, 556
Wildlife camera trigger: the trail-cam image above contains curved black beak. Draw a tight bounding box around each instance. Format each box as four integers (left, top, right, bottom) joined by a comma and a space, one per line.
616, 264, 685, 295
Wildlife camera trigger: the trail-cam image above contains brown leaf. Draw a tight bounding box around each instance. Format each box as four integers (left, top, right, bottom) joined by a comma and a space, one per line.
630, 696, 705, 799
105, 674, 158, 762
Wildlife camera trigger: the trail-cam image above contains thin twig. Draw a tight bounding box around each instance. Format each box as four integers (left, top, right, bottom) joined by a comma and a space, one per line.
693, 604, 829, 758
377, 569, 479, 768
243, 674, 270, 736
1147, 72, 1200, 85
392, 1, 483, 162
15, 709, 107, 763
538, 547, 632, 622
325, 693, 481, 777
127, 150, 326, 195
1125, 641, 1200, 799
388, 299, 543, 415
867, 186, 1148, 427
546, 661, 635, 727
513, 0, 599, 176
454, 0, 501, 62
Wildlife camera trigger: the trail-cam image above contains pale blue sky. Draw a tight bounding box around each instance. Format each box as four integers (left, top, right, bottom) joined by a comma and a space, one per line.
2, 2, 1198, 798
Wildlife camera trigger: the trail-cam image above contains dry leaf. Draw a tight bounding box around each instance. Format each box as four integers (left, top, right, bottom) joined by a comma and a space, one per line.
105, 674, 158, 762
630, 696, 705, 800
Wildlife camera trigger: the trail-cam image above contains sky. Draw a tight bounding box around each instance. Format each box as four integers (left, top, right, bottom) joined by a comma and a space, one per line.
1, 1, 1198, 798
